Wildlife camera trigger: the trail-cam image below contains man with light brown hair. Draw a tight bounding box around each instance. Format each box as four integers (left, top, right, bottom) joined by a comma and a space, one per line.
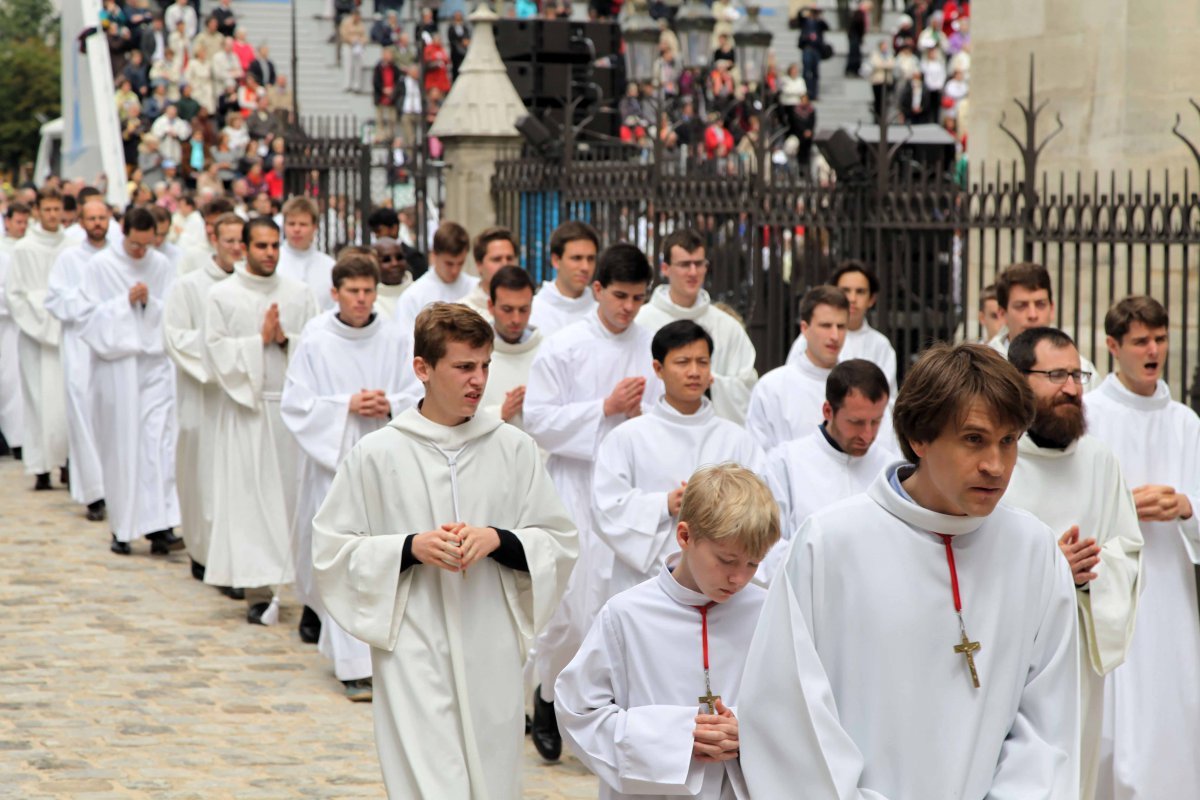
312, 302, 577, 797
460, 226, 518, 321
277, 195, 333, 311
394, 221, 474, 333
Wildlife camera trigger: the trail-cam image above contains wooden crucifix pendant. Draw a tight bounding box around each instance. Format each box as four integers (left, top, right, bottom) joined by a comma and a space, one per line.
954, 630, 982, 688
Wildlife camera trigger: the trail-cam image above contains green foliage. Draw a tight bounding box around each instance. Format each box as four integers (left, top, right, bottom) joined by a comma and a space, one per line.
0, 0, 60, 44
0, 0, 61, 169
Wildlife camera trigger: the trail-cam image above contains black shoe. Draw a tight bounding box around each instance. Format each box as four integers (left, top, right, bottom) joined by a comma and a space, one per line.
147, 529, 185, 555
110, 534, 131, 556
190, 558, 205, 581
531, 686, 562, 762
34, 473, 51, 491
219, 586, 246, 600
525, 714, 532, 735
60, 465, 69, 488
247, 602, 271, 625
86, 499, 107, 522
299, 606, 322, 644
11, 446, 21, 461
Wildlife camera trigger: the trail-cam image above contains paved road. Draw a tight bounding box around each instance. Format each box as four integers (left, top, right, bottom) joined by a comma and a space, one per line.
0, 456, 598, 799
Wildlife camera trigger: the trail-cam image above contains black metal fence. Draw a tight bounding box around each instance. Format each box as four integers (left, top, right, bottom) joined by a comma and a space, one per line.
493, 82, 1200, 408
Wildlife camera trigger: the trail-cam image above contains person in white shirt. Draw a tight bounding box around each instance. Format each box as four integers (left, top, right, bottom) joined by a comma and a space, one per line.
277, 196, 336, 311
636, 228, 758, 424
529, 220, 600, 338
460, 226, 518, 321
746, 285, 848, 452
785, 261, 897, 394
978, 283, 1005, 343
557, 463, 782, 800
394, 221, 475, 334
480, 265, 541, 430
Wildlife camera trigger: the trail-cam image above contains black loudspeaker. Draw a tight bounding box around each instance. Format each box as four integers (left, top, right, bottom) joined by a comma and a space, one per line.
495, 19, 620, 62
815, 128, 864, 180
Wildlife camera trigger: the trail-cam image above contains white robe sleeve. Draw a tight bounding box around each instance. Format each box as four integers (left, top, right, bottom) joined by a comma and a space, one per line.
762, 449, 794, 540
744, 383, 780, 453
280, 338, 352, 474
78, 280, 164, 361
0, 252, 12, 319
8, 248, 59, 345
163, 282, 210, 384
709, 323, 757, 425
556, 607, 706, 796
523, 347, 608, 460
591, 430, 673, 577
204, 294, 264, 409
1177, 419, 1200, 564
44, 261, 91, 324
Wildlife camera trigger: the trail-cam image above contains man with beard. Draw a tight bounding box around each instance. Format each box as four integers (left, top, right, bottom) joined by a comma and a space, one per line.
1003, 326, 1143, 800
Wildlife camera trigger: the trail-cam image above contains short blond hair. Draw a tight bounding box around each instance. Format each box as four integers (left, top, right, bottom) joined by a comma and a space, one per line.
679, 463, 780, 559
281, 195, 319, 224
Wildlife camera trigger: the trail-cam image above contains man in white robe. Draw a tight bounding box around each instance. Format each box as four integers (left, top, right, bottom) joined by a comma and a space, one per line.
277, 196, 336, 312
524, 243, 663, 761
77, 208, 183, 556
636, 229, 758, 425
371, 238, 413, 319
558, 464, 781, 800
978, 283, 1005, 343
785, 261, 898, 394
1086, 296, 1200, 800
740, 342, 1081, 799
178, 198, 235, 275
149, 206, 183, 270
745, 286, 848, 452
0, 203, 30, 456
163, 212, 242, 580
203, 218, 318, 623
394, 221, 474, 334
1003, 327, 1143, 799
311, 302, 577, 798
593, 320, 763, 601
44, 198, 110, 520
281, 252, 420, 700
7, 189, 70, 489
529, 220, 599, 338
480, 266, 542, 431
460, 226, 518, 322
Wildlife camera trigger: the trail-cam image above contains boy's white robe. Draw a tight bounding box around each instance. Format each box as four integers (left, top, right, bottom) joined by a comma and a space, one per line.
0, 250, 25, 448
740, 466, 1081, 799
44, 241, 107, 505
556, 557, 762, 800
277, 242, 335, 311
1086, 375, 1200, 800
311, 408, 578, 799
786, 321, 898, 394
372, 274, 413, 320
479, 327, 543, 432
635, 285, 759, 424
77, 247, 181, 541
202, 267, 318, 588
529, 280, 596, 338
280, 309, 420, 682
744, 356, 830, 452
392, 268, 475, 335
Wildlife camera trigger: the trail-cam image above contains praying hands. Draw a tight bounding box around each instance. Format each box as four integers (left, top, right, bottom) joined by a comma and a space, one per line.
692, 698, 740, 763
349, 389, 390, 418
128, 282, 149, 307
1132, 485, 1194, 522
261, 303, 287, 345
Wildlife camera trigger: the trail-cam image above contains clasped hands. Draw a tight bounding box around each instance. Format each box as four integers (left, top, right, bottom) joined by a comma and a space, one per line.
692, 698, 739, 763
411, 523, 500, 574
350, 389, 390, 418
128, 282, 149, 307
261, 303, 287, 345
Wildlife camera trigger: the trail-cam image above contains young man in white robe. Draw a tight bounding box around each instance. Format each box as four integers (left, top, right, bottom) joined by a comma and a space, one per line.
460, 226, 518, 322
370, 238, 413, 319
164, 212, 242, 581
311, 302, 577, 799
45, 198, 111, 521
0, 203, 30, 458
558, 464, 780, 799
76, 207, 183, 557
524, 242, 664, 762
528, 220, 599, 338
740, 342, 1081, 799
1003, 326, 1143, 800
277, 196, 336, 312
636, 229, 758, 425
178, 198, 235, 275
480, 265, 542, 431
785, 261, 898, 394
281, 252, 420, 701
7, 188, 70, 490
393, 221, 474, 335
1086, 296, 1200, 800
148, 205, 183, 270
593, 320, 763, 602
745, 285, 848, 452
203, 217, 319, 624
761, 359, 896, 581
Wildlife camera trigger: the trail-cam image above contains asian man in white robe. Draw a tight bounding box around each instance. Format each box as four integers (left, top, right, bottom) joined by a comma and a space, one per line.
203, 217, 319, 624
0, 203, 30, 457
741, 343, 1081, 799
1004, 326, 1143, 800
281, 252, 420, 701
524, 242, 663, 762
745, 285, 848, 452
636, 229, 758, 425
785, 261, 898, 394
528, 220, 599, 338
460, 226, 518, 321
77, 207, 183, 556
370, 238, 413, 319
277, 196, 336, 312
7, 188, 70, 490
479, 265, 542, 431
558, 464, 781, 800
163, 212, 242, 581
311, 302, 577, 799
394, 221, 475, 334
1087, 296, 1200, 800
593, 320, 763, 603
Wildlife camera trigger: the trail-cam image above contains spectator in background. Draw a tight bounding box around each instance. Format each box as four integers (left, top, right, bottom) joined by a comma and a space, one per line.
398, 34, 423, 149
266, 156, 285, 201
899, 70, 930, 124
248, 43, 277, 87
423, 33, 451, 95
139, 134, 166, 186
185, 44, 217, 113
151, 103, 192, 164
140, 14, 167, 64
711, 32, 735, 71
176, 83, 201, 121
846, 1, 870, 77
703, 113, 734, 160
238, 73, 265, 117
796, 6, 829, 101
266, 75, 294, 126
222, 111, 250, 154
194, 16, 225, 66
792, 92, 816, 166
168, 19, 191, 66
213, 37, 244, 87
921, 47, 946, 123
447, 11, 470, 81
123, 49, 151, 97
116, 79, 142, 123
143, 83, 169, 122
371, 10, 401, 46
868, 40, 895, 118
373, 47, 404, 144
340, 9, 369, 93
150, 51, 181, 99
212, 0, 237, 38
779, 62, 807, 106
231, 28, 256, 72
892, 14, 916, 53
165, 0, 198, 41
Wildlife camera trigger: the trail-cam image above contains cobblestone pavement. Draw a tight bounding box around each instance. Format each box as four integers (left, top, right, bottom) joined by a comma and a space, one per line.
0, 456, 599, 799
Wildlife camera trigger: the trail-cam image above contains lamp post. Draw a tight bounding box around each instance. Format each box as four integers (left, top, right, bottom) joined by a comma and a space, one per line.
733, 4, 772, 87
623, 0, 661, 84
673, 0, 715, 70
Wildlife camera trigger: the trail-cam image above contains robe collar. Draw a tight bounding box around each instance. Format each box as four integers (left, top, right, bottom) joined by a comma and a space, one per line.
78, 239, 107, 257
1095, 372, 1171, 411
280, 241, 316, 261
539, 279, 593, 310
205, 256, 234, 282
327, 309, 382, 340
649, 283, 711, 321
377, 273, 414, 298
1018, 431, 1082, 459
658, 553, 715, 607
868, 463, 987, 537
23, 224, 65, 252
388, 404, 504, 450
789, 350, 833, 384
233, 263, 279, 293
493, 325, 542, 355
649, 395, 715, 427
587, 310, 641, 343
